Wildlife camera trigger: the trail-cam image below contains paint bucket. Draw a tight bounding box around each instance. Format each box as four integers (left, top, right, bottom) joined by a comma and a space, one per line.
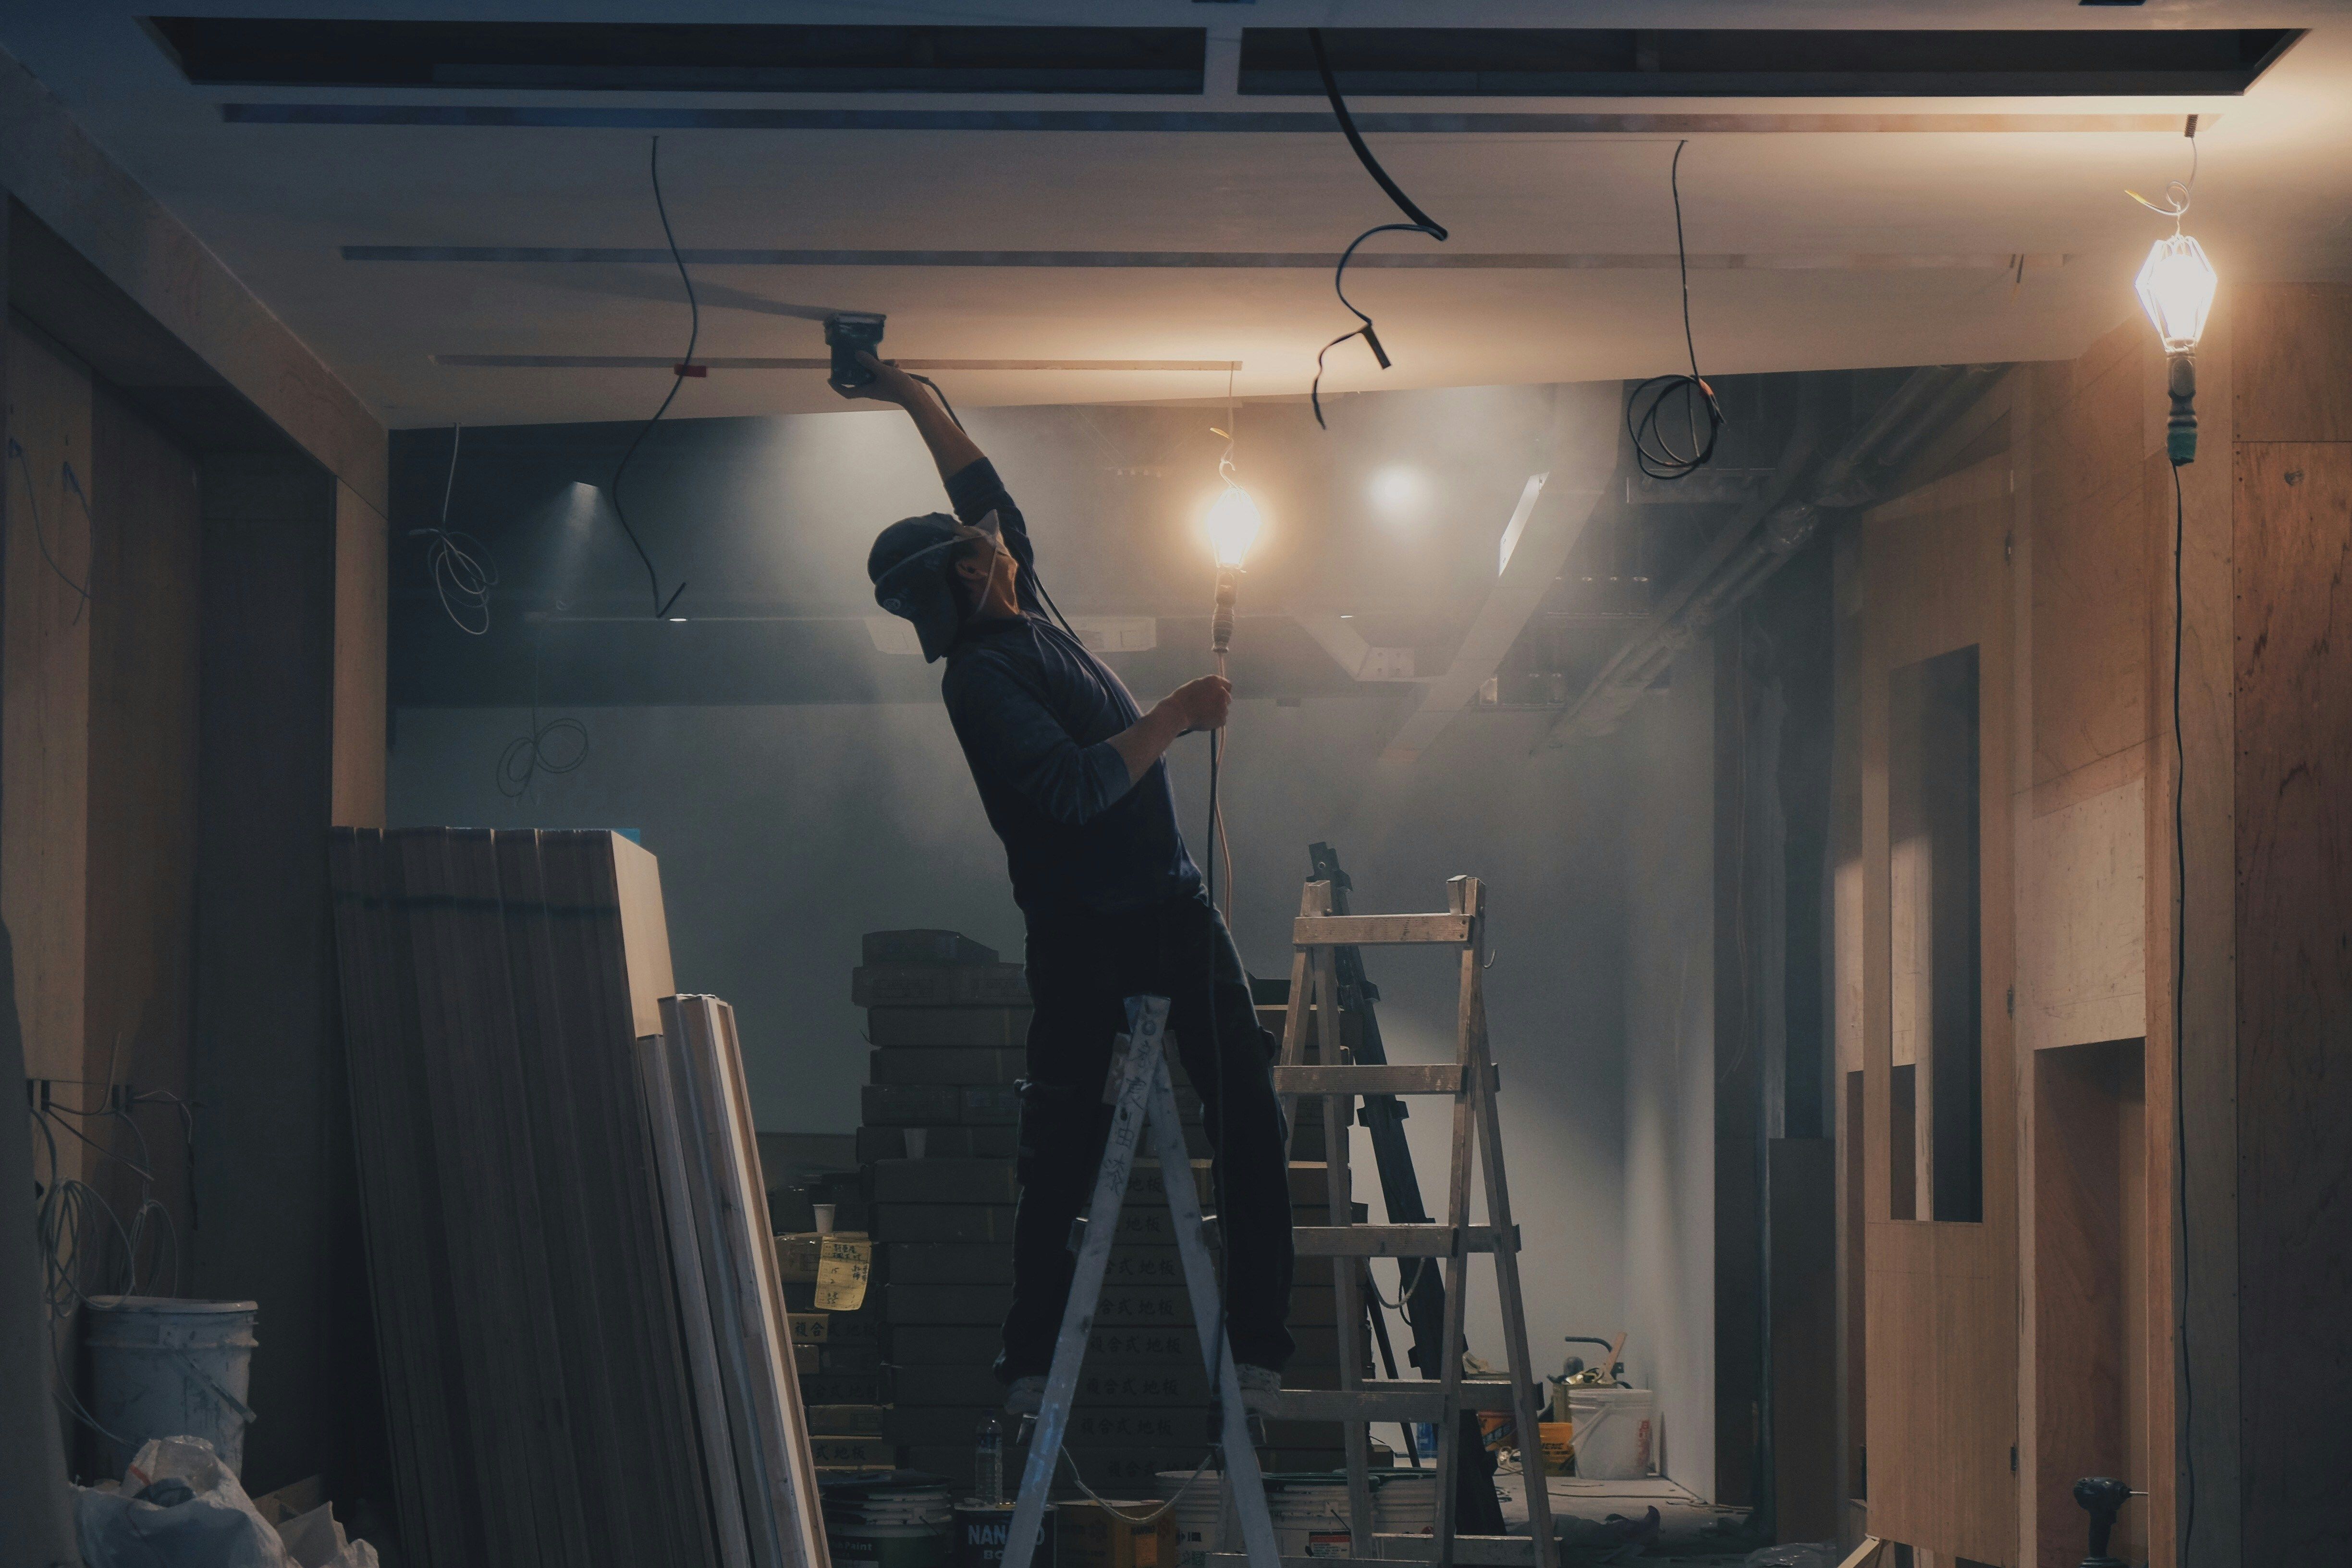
1262, 1475, 1349, 1558
1564, 1386, 1656, 1479
833, 1524, 952, 1568
1368, 1470, 1438, 1535
83, 1296, 260, 1478
1153, 1472, 1224, 1568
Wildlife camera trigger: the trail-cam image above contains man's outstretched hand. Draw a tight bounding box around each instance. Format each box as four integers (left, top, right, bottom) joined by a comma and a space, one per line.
1161, 674, 1233, 735
832, 350, 923, 405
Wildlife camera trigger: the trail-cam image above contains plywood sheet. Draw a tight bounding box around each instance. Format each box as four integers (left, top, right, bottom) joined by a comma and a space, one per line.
3, 320, 91, 1085
2020, 777, 2144, 1053
2231, 283, 2352, 443
331, 479, 387, 829
2232, 440, 2352, 1564
2029, 323, 2150, 788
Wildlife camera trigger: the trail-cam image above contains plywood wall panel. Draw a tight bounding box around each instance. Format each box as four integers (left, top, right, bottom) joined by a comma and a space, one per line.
84, 383, 200, 1228
331, 479, 387, 829
3, 318, 90, 1084
2028, 320, 2151, 790
2231, 284, 2352, 443
2231, 439, 2352, 1565
2020, 777, 2144, 1053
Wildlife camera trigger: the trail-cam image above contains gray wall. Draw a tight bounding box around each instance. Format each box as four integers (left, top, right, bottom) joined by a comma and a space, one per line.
1619, 655, 1719, 1498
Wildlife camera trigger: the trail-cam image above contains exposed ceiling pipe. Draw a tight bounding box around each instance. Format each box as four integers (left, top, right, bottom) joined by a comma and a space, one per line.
1543, 362, 1997, 746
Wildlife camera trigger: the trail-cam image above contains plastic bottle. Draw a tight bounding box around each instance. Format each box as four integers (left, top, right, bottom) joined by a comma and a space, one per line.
974, 1412, 1004, 1507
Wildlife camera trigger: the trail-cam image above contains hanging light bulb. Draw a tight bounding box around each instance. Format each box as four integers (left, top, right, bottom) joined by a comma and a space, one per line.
2129, 121, 2214, 466
1205, 483, 1264, 571
2135, 232, 2218, 355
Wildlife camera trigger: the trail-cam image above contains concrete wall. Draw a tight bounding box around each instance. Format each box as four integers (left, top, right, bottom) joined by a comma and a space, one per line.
1618, 654, 1718, 1497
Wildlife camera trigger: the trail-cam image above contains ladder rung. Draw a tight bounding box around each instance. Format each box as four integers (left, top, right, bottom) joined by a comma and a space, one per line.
1355, 1535, 1543, 1565
1252, 1385, 1445, 1421
1208, 1538, 1538, 1568
1293, 913, 1473, 946
1272, 1064, 1460, 1095
1291, 1223, 1518, 1257
1368, 1376, 1520, 1412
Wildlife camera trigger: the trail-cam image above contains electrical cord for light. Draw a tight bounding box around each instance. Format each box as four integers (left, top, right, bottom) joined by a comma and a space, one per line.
499, 617, 589, 799
2170, 460, 2196, 1558
1306, 28, 1447, 430
407, 423, 499, 636
913, 367, 1088, 646
608, 136, 693, 621
1626, 141, 1725, 482
1056, 1445, 1215, 1524
2129, 119, 2198, 222
6, 437, 93, 620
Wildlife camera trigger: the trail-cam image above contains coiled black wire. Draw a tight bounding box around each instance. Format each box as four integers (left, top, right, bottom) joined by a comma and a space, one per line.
1626, 141, 1725, 481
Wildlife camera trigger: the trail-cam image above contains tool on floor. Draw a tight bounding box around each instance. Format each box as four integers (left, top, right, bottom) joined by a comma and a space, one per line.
1238, 874, 1557, 1568
1000, 994, 1281, 1568
2073, 1476, 2137, 1568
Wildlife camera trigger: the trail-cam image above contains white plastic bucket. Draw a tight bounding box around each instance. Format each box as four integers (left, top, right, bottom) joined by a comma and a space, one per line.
1157, 1470, 1227, 1568
1370, 1470, 1438, 1535
84, 1296, 259, 1478
1264, 1477, 1348, 1558
1565, 1386, 1655, 1480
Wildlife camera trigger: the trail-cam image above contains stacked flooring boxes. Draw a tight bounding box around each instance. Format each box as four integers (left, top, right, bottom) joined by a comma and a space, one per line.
328, 829, 826, 1568
852, 931, 1354, 1492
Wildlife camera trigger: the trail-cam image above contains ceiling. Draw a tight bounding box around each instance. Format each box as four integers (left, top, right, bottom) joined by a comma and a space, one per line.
5, 0, 2350, 429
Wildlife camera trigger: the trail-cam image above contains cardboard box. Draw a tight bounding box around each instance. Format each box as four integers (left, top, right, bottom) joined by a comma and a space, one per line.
1056, 1501, 1176, 1568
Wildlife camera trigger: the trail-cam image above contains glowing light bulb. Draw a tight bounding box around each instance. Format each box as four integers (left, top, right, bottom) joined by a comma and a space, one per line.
1205, 484, 1263, 569
2135, 233, 2217, 355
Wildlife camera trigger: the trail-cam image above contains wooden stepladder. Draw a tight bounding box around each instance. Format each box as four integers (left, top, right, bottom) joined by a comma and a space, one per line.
1264, 875, 1556, 1568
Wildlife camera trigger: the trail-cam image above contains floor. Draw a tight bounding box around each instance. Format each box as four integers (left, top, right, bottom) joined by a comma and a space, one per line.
1496, 1475, 1756, 1561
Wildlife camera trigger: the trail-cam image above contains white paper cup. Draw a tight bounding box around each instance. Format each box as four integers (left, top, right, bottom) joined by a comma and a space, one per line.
812, 1203, 836, 1236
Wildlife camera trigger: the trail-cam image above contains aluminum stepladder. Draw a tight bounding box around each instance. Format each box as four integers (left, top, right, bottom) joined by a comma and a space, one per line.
1251, 875, 1556, 1568
1002, 994, 1282, 1568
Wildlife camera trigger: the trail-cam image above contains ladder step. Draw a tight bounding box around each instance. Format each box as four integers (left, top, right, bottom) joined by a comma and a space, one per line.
1293, 913, 1473, 947
1272, 1064, 1460, 1095
1207, 1537, 1538, 1568
1250, 1378, 1522, 1422
1251, 1385, 1445, 1421
1292, 1223, 1519, 1257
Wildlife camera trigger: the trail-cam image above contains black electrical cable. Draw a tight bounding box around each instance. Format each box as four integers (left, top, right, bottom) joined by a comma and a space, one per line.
1305, 27, 1447, 430
1626, 141, 1726, 481
1309, 29, 1448, 240
2171, 459, 2195, 1559
499, 618, 589, 799
408, 424, 500, 636
609, 136, 692, 621
1203, 713, 1238, 1433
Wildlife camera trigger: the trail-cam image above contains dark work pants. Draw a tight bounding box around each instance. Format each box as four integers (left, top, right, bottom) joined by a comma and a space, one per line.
996, 891, 1296, 1380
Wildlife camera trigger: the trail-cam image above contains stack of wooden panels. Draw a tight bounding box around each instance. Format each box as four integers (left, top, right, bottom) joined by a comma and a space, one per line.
649, 995, 831, 1568
327, 829, 825, 1568
852, 932, 1351, 1494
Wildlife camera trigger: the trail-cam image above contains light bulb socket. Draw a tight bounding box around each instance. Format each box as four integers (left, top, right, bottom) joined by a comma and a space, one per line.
2166, 352, 2198, 467
1212, 564, 1241, 654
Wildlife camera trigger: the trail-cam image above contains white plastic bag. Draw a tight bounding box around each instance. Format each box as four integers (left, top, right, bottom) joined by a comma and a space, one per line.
74, 1436, 379, 1568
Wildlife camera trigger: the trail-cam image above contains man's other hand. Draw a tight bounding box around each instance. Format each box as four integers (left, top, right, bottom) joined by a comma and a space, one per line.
1163, 675, 1232, 734
833, 350, 923, 406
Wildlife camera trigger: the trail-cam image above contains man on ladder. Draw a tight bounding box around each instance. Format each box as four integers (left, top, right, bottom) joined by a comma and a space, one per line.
849, 355, 1297, 1412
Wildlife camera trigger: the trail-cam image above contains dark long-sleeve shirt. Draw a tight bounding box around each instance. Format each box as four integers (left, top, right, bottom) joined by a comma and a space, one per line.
938, 459, 1202, 919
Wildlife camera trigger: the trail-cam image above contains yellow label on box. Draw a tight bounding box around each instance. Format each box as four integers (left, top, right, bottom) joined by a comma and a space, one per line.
788, 1312, 829, 1343
814, 1237, 872, 1311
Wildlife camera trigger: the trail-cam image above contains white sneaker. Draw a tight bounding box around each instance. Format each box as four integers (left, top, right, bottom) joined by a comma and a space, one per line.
1004, 1374, 1047, 1416
1233, 1364, 1282, 1411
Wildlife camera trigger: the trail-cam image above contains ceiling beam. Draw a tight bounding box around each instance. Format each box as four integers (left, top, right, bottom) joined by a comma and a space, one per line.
0, 44, 385, 512
1379, 380, 1619, 764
